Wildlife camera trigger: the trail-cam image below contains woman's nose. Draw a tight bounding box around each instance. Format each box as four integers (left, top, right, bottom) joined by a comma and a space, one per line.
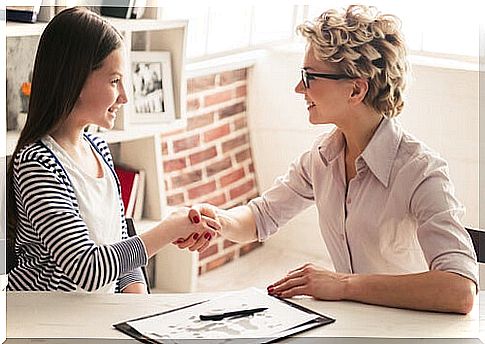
295, 79, 305, 94
118, 83, 128, 104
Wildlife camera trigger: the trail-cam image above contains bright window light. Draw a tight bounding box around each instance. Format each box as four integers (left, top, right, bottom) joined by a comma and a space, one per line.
160, 3, 484, 60
206, 5, 252, 54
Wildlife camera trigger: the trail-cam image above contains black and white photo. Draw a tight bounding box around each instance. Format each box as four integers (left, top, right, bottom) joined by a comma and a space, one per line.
129, 51, 175, 123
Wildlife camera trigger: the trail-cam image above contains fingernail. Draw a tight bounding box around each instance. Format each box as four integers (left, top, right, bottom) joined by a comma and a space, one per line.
267, 287, 274, 293
204, 232, 211, 240
193, 233, 199, 240
193, 215, 200, 224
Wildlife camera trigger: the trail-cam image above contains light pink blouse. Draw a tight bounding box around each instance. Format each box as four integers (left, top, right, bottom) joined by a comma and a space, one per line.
248, 118, 478, 285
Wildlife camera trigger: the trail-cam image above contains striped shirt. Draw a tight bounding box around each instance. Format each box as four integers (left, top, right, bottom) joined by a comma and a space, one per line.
7, 134, 148, 292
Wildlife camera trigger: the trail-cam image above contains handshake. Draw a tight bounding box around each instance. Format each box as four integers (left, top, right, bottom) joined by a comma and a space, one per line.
168, 203, 223, 253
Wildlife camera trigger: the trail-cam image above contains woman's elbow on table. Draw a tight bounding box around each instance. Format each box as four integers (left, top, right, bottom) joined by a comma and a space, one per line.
450, 275, 476, 314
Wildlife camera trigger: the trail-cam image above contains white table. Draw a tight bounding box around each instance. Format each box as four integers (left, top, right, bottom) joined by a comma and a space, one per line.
6, 291, 484, 343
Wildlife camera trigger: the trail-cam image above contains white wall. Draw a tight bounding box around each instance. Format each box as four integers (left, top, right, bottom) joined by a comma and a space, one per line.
247, 45, 479, 263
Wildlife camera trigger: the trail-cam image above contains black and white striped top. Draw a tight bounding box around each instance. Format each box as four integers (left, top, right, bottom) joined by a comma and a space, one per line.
7, 134, 148, 292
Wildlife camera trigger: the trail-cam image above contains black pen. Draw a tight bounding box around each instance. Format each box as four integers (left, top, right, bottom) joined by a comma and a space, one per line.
199, 307, 268, 321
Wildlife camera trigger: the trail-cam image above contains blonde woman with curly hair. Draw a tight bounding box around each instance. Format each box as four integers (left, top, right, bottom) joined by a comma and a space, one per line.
176, 5, 477, 313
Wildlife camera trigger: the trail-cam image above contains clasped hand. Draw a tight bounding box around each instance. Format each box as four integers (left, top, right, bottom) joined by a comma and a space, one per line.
172, 204, 220, 253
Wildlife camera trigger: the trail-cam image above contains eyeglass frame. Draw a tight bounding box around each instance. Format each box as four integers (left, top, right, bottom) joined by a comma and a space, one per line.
301, 68, 353, 89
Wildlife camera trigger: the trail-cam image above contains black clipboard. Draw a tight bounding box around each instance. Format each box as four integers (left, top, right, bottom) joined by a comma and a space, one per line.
113, 295, 335, 343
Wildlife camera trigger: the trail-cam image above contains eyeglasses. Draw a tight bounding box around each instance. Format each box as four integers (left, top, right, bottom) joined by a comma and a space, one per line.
301, 68, 352, 89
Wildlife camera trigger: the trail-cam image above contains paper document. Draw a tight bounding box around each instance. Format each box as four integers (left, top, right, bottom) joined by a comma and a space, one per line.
126, 287, 322, 343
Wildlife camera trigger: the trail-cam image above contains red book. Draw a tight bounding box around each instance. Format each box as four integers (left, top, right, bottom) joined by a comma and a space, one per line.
114, 165, 140, 218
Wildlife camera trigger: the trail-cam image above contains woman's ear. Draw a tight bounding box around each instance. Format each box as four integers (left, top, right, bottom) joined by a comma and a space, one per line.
349, 78, 369, 104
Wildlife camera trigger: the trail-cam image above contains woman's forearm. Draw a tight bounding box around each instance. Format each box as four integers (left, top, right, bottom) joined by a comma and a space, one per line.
216, 205, 258, 243
343, 270, 476, 314
122, 282, 147, 294
139, 221, 176, 258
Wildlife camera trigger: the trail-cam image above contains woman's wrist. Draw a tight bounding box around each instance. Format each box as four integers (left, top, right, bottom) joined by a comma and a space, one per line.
339, 273, 354, 301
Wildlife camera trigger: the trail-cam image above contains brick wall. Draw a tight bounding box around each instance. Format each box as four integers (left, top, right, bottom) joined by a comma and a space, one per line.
160, 68, 262, 274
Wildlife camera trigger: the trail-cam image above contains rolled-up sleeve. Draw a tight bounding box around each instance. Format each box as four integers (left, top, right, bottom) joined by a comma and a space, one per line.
410, 156, 478, 287
248, 150, 315, 241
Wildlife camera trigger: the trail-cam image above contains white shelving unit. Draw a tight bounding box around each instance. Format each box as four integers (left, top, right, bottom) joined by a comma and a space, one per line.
6, 12, 199, 292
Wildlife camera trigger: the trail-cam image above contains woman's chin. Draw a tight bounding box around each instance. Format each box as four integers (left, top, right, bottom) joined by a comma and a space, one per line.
308, 112, 335, 125
308, 114, 326, 125
97, 121, 114, 131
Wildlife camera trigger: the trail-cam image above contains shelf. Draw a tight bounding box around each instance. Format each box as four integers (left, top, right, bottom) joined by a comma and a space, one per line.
6, 18, 187, 38
106, 18, 187, 33
6, 119, 186, 156
6, 21, 48, 37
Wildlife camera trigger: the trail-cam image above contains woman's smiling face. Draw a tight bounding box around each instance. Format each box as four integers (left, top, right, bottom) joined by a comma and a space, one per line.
73, 47, 128, 129
295, 45, 354, 126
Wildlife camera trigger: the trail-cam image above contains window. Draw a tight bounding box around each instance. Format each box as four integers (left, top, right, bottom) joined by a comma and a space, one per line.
159, 3, 483, 61
159, 4, 297, 60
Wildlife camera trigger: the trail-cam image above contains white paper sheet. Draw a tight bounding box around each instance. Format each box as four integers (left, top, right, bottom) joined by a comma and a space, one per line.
127, 287, 320, 343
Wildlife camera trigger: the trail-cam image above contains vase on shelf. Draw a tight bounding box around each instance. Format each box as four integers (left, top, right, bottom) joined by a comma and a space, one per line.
16, 112, 28, 132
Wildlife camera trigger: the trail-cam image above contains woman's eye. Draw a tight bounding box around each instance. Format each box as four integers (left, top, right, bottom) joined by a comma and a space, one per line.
111, 79, 120, 85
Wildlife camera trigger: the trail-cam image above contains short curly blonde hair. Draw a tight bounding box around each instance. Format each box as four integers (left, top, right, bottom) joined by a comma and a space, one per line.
297, 5, 408, 117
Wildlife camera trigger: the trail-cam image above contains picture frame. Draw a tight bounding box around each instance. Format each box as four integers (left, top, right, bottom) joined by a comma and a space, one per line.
128, 51, 175, 124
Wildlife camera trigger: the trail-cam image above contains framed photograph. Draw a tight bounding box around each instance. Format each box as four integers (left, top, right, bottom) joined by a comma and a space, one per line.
128, 51, 175, 124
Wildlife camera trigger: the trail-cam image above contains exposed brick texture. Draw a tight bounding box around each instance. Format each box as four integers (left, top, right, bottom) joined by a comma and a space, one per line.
206, 157, 232, 177
236, 85, 247, 98
223, 239, 236, 249
220, 69, 246, 85
230, 180, 255, 200
205, 251, 235, 272
163, 157, 186, 172
234, 117, 247, 131
159, 68, 261, 275
219, 102, 245, 119
235, 148, 251, 163
187, 112, 214, 130
199, 243, 218, 260
206, 193, 227, 207
222, 134, 248, 153
204, 90, 232, 107
204, 124, 230, 142
187, 98, 200, 111
162, 141, 168, 155
188, 181, 217, 200
188, 75, 216, 93
189, 147, 217, 165
240, 242, 263, 256
171, 170, 202, 188
167, 192, 185, 206
173, 135, 200, 153
220, 168, 245, 187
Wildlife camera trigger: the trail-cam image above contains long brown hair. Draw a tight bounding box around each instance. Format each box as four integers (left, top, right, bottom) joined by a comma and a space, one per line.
6, 7, 123, 247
